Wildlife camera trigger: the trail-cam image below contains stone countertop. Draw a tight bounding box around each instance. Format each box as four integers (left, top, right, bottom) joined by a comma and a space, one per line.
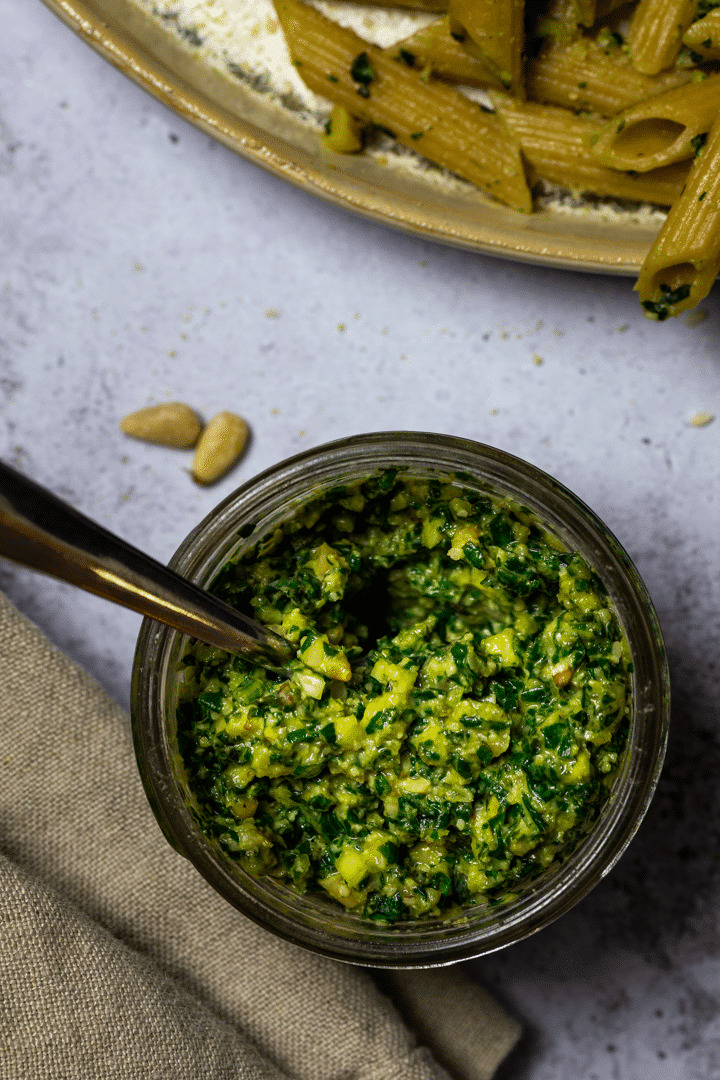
2, 3, 720, 1077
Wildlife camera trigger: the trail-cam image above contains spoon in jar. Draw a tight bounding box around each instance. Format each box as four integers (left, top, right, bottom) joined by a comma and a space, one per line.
0, 460, 294, 671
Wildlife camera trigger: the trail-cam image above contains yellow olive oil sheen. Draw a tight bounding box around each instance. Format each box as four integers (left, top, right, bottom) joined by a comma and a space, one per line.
177, 471, 631, 922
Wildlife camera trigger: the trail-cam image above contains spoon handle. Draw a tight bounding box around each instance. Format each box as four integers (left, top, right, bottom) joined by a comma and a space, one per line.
0, 461, 293, 669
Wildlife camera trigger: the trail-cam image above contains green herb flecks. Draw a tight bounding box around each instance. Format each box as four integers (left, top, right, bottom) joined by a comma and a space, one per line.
179, 472, 632, 923
641, 282, 692, 320
350, 51, 375, 98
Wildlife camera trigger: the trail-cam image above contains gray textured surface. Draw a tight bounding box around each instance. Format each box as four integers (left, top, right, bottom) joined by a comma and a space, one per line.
2, 2, 720, 1076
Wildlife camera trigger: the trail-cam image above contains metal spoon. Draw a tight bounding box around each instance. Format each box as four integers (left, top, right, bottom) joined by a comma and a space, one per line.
0, 460, 294, 670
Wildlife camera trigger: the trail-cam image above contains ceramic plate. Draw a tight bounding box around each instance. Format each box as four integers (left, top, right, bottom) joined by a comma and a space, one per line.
42, 0, 666, 274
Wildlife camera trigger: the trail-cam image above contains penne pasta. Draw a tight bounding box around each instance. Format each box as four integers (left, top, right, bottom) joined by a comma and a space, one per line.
683, 8, 720, 59
392, 20, 695, 112
527, 34, 694, 116
272, 0, 532, 211
388, 16, 500, 86
448, 0, 526, 95
590, 73, 720, 171
489, 91, 689, 205
270, 0, 720, 317
627, 0, 698, 74
635, 109, 720, 317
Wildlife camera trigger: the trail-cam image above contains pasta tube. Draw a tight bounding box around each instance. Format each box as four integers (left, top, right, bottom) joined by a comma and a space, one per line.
683, 8, 720, 59
489, 92, 688, 205
527, 35, 693, 116
635, 110, 720, 318
627, 0, 698, 75
389, 16, 500, 86
448, 0, 526, 95
273, 0, 532, 211
393, 20, 694, 111
591, 74, 720, 171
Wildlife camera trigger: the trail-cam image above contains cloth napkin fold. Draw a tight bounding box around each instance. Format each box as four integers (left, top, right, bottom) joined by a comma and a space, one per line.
0, 592, 520, 1080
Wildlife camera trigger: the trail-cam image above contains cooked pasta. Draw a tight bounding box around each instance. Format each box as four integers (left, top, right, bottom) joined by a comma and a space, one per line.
527, 35, 694, 116
389, 16, 499, 86
448, 0, 526, 94
490, 91, 689, 205
635, 111, 720, 318
272, 0, 720, 318
272, 0, 532, 212
627, 0, 699, 74
683, 7, 720, 59
392, 20, 695, 112
591, 74, 720, 171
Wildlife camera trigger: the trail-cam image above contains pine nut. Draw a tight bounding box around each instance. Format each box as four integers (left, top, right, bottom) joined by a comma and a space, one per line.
192, 411, 249, 484
120, 403, 202, 449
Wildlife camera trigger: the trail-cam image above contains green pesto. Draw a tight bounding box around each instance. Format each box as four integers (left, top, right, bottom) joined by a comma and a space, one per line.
177, 471, 631, 923
641, 282, 692, 320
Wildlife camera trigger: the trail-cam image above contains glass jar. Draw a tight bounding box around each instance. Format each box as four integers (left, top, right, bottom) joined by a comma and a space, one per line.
131, 432, 669, 967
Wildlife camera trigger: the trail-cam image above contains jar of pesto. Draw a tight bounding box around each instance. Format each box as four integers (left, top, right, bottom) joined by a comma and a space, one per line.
131, 432, 669, 967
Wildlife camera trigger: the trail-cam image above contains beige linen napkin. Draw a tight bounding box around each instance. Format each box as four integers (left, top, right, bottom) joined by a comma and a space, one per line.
0, 592, 520, 1080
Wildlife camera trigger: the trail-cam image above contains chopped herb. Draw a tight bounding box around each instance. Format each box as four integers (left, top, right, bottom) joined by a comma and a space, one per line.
350, 51, 375, 97
691, 133, 708, 157
641, 282, 692, 320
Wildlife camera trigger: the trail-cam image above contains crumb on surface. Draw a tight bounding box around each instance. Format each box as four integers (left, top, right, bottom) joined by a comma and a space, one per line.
689, 411, 715, 428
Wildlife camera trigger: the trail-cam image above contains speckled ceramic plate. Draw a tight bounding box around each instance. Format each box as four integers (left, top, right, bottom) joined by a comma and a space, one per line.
42, 0, 663, 274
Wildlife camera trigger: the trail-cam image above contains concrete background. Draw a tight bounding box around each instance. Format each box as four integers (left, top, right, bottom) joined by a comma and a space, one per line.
2, 3, 720, 1076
